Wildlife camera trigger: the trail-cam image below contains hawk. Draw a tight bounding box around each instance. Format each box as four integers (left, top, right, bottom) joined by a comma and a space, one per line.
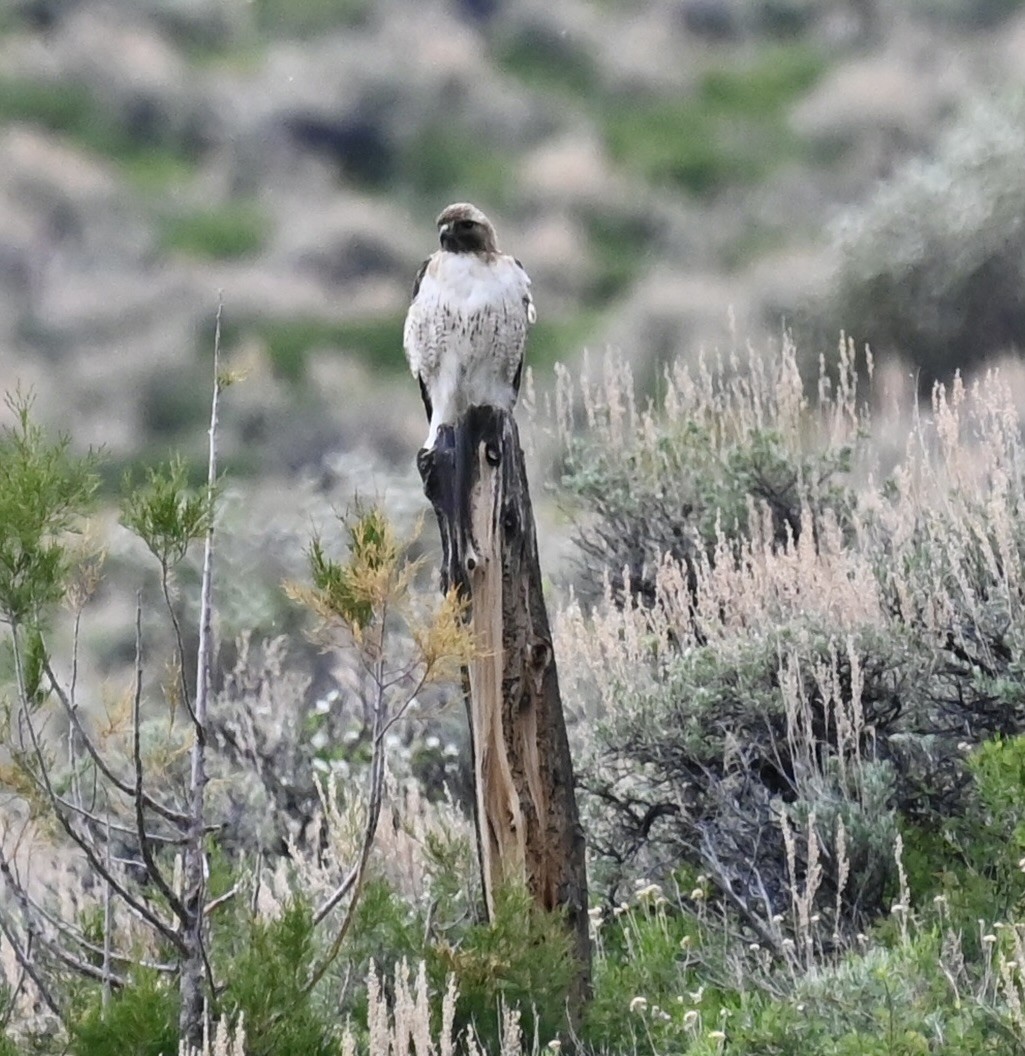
403, 203, 535, 451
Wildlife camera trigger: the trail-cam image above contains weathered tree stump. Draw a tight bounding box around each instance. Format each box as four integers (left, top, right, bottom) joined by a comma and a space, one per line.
417, 406, 591, 1012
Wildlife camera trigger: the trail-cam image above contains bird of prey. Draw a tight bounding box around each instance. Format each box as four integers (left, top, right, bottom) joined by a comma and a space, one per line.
403, 202, 535, 451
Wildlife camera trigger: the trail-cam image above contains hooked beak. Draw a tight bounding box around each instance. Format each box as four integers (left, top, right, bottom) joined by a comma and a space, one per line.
439, 222, 454, 249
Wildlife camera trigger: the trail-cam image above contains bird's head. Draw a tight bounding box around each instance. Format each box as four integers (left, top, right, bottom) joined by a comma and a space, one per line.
436, 202, 498, 255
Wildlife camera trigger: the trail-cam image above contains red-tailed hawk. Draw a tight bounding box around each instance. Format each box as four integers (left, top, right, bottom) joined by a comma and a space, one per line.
403, 203, 535, 451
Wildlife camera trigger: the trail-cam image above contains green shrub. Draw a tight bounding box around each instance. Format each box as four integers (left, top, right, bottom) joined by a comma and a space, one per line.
559, 341, 1025, 964
218, 315, 406, 382
824, 93, 1025, 385
910, 0, 1024, 27
344, 879, 575, 1049
430, 886, 576, 1047
159, 203, 269, 260
250, 0, 370, 35
0, 392, 99, 625
903, 735, 1025, 930
561, 390, 855, 608
139, 370, 211, 440
580, 625, 906, 942
727, 935, 1006, 1054
584, 894, 714, 1051
221, 900, 340, 1056
495, 23, 599, 97
400, 124, 514, 206
0, 77, 197, 189
70, 973, 178, 1056
583, 211, 657, 304
603, 43, 823, 194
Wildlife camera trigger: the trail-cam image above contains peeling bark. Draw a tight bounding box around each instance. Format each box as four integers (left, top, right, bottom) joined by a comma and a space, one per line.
419, 406, 591, 1013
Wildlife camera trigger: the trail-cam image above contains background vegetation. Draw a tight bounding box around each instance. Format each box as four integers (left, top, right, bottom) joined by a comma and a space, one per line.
5, 334, 1025, 1053
3, 0, 1025, 1052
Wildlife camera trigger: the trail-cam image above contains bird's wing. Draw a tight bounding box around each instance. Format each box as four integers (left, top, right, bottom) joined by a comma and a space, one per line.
411, 257, 430, 301
509, 257, 534, 395
514, 258, 537, 325
404, 256, 434, 421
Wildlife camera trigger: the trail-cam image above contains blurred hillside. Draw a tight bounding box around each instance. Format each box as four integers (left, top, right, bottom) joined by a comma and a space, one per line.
1, 0, 1024, 481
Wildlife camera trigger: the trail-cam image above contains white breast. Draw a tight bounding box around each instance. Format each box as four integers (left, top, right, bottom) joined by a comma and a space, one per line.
403, 252, 534, 446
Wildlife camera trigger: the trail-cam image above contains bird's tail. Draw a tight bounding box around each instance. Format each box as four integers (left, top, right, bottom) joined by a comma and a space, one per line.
452, 416, 479, 585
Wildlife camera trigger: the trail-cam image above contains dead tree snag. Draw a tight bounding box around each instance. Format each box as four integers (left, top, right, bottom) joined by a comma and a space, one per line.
417, 406, 591, 1010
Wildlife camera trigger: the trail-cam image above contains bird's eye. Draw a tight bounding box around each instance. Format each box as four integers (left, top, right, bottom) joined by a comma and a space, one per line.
456, 219, 475, 230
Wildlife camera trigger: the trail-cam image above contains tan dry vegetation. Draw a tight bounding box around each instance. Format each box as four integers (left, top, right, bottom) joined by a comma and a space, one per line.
555, 336, 1025, 712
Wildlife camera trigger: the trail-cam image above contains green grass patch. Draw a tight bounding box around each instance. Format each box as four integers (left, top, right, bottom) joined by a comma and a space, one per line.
528, 312, 603, 371
495, 26, 599, 97
214, 308, 584, 387
140, 369, 212, 440
584, 212, 655, 303
0, 77, 198, 190
251, 0, 370, 36
401, 124, 514, 207
217, 315, 407, 383
159, 202, 270, 260
603, 43, 824, 194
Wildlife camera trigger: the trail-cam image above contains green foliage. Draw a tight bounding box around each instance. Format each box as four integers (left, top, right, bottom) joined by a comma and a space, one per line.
401, 124, 514, 207
159, 202, 270, 260
582, 625, 905, 940
529, 313, 604, 373
222, 900, 339, 1056
344, 880, 574, 1050
250, 0, 370, 36
430, 886, 576, 1048
139, 370, 210, 441
725, 936, 1008, 1054
603, 44, 823, 193
0, 392, 98, 625
307, 536, 373, 630
345, 877, 425, 980
304, 507, 396, 631
584, 897, 711, 1050
825, 93, 1025, 384
120, 455, 212, 568
583, 213, 656, 304
903, 735, 1025, 929
564, 414, 853, 605
70, 972, 178, 1056
495, 26, 599, 97
910, 0, 1024, 27
219, 314, 405, 382
0, 77, 196, 189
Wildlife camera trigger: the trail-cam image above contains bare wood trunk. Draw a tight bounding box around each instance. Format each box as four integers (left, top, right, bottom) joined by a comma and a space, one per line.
179, 320, 222, 1048
418, 406, 591, 1012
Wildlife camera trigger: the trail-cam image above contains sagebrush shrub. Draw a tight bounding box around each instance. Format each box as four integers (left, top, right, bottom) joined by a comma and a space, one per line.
557, 337, 857, 610
823, 92, 1025, 385
557, 343, 1025, 964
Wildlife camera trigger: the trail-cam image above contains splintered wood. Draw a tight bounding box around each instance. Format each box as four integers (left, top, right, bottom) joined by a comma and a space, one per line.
418, 406, 591, 1010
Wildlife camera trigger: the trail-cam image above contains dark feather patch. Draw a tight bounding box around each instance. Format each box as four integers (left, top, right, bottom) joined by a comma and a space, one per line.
411, 258, 429, 301
418, 374, 433, 422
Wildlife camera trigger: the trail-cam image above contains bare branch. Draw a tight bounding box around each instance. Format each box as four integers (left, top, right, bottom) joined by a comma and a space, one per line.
0, 908, 62, 1020
179, 293, 224, 1046
14, 692, 185, 952
312, 865, 359, 927
44, 657, 190, 828
131, 595, 190, 924
160, 568, 198, 728
204, 885, 239, 917
0, 838, 64, 1020
307, 658, 389, 991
